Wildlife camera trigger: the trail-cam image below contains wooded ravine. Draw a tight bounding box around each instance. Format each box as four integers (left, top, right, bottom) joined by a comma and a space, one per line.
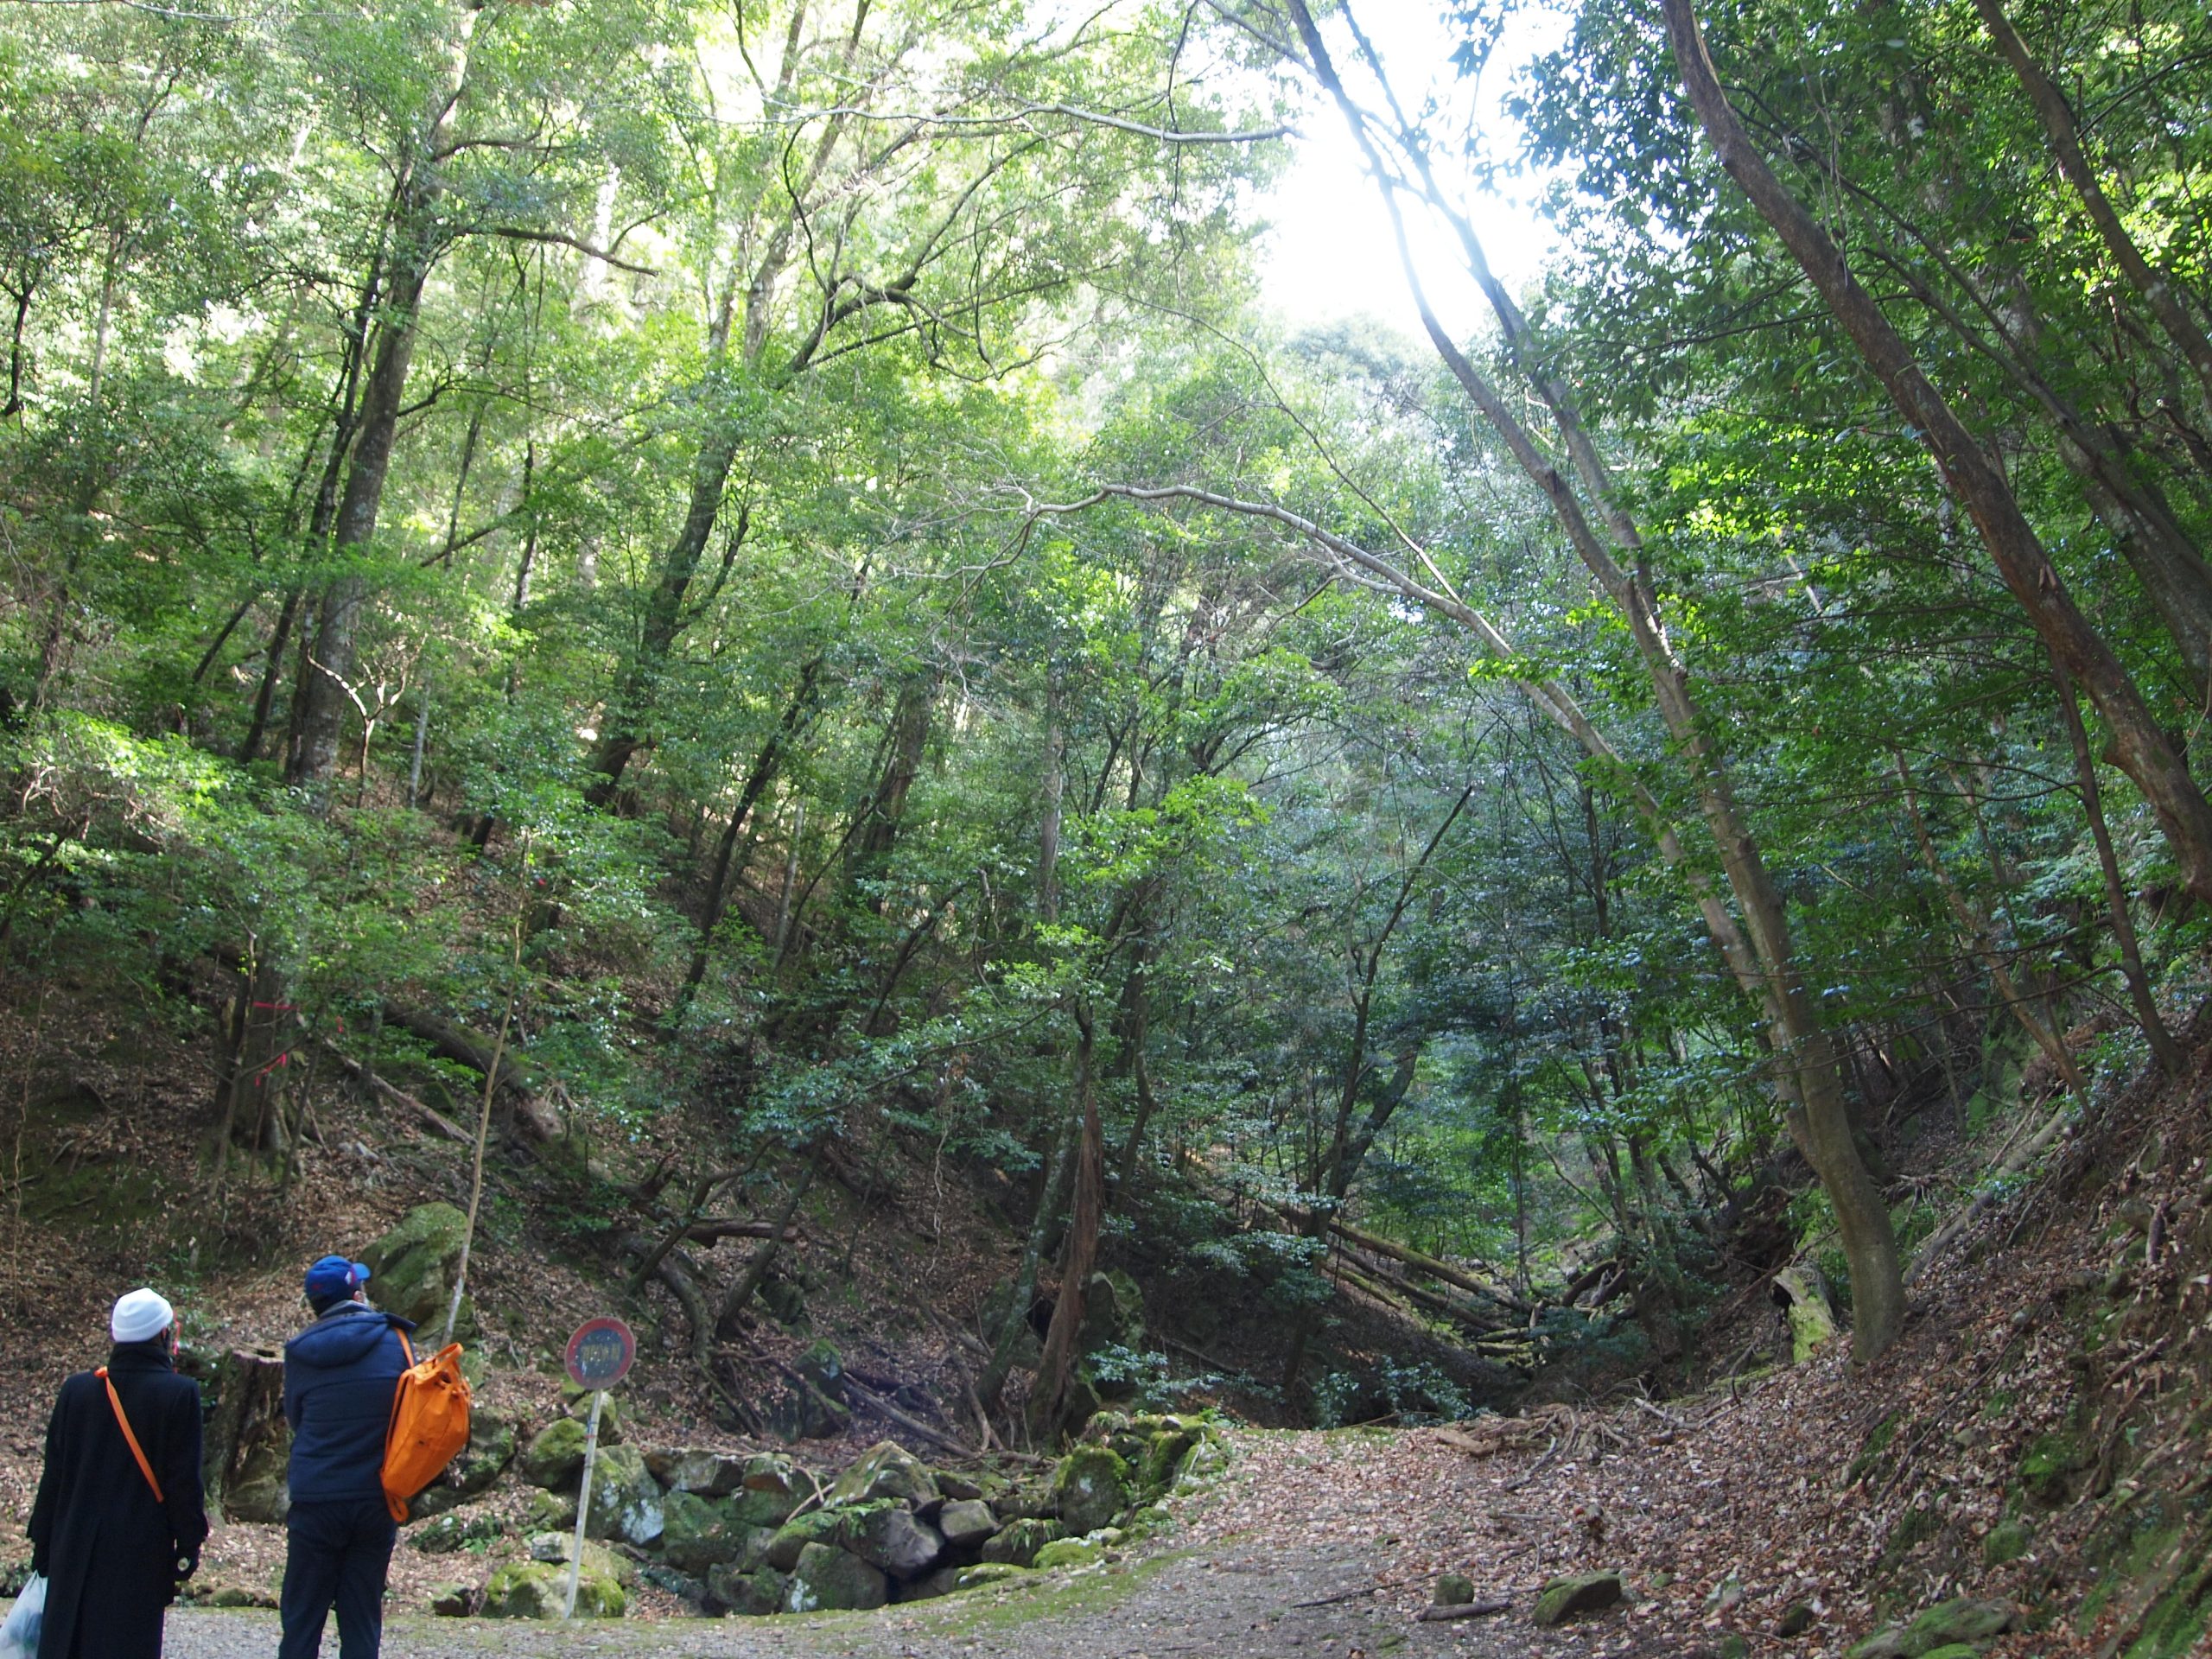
3, 0, 2212, 1652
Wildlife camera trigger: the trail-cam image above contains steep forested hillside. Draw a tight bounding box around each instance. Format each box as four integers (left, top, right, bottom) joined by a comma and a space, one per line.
3, 0, 2212, 1651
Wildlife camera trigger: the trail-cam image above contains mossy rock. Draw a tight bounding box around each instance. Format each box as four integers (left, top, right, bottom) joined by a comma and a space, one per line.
409, 1510, 499, 1554
847, 1505, 945, 1580
1122, 1503, 1173, 1542
359, 1204, 478, 1338
524, 1530, 634, 1585
956, 1562, 1031, 1591
1433, 1573, 1476, 1607
1533, 1571, 1624, 1626
481, 1560, 625, 1619
1031, 1537, 1104, 1571
1982, 1520, 2031, 1567
829, 1440, 940, 1509
582, 1444, 664, 1547
938, 1498, 997, 1548
783, 1542, 887, 1613
519, 1417, 588, 1490
1137, 1428, 1198, 1497
2020, 1433, 2083, 1506
1903, 1599, 2018, 1652
981, 1516, 1063, 1566
1052, 1445, 1130, 1535
557, 1384, 625, 1445
762, 1507, 852, 1571
645, 1448, 747, 1496
660, 1491, 749, 1573
706, 1562, 787, 1617
445, 1409, 516, 1497
523, 1488, 575, 1530
1918, 1648, 1980, 1659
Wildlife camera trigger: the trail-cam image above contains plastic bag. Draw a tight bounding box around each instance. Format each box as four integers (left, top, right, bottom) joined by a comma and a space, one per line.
0, 1572, 45, 1659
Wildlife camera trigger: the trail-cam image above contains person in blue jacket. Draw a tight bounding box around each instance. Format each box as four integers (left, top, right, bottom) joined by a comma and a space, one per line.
278, 1255, 412, 1659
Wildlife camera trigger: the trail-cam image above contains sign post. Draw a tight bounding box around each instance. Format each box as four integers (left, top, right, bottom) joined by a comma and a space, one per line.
559, 1316, 635, 1620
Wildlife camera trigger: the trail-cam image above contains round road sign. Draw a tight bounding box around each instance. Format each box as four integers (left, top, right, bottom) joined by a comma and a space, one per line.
563, 1317, 636, 1391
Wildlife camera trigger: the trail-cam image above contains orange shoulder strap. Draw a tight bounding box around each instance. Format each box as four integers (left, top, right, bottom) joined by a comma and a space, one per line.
385, 1327, 417, 1449
96, 1367, 165, 1505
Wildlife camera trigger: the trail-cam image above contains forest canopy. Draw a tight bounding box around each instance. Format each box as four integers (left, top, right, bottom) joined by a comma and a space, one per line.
3, 0, 2209, 1422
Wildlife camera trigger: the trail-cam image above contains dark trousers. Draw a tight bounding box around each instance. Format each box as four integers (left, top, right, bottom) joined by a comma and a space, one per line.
278, 1495, 397, 1659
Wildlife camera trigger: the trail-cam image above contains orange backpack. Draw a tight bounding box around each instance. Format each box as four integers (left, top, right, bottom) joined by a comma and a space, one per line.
381, 1331, 471, 1522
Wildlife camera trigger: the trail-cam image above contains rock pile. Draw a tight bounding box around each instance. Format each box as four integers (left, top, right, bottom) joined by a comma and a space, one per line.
461, 1412, 1214, 1618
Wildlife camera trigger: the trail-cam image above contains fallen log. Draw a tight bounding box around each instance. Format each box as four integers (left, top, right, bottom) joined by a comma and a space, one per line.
1416, 1598, 1512, 1622
677, 1219, 803, 1245
319, 1042, 471, 1144
1310, 1213, 1534, 1314
385, 1005, 562, 1141
1329, 1254, 1510, 1338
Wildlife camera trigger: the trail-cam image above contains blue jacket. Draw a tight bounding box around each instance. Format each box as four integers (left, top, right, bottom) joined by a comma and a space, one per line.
283, 1302, 414, 1504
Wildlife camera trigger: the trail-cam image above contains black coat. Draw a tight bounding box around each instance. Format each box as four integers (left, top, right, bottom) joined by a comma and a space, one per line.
26, 1340, 208, 1659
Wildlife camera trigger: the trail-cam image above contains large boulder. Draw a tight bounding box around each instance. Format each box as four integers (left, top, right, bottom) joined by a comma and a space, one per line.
1052, 1446, 1130, 1535
784, 1542, 887, 1613
645, 1448, 747, 1497
481, 1560, 624, 1619
519, 1418, 588, 1490
559, 1383, 624, 1445
938, 1498, 998, 1549
829, 1440, 940, 1509
847, 1506, 945, 1580
660, 1491, 749, 1573
583, 1444, 665, 1548
762, 1509, 849, 1572
733, 1454, 802, 1528
359, 1204, 478, 1338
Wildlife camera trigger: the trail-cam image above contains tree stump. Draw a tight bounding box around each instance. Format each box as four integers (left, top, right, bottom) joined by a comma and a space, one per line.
202, 1348, 290, 1522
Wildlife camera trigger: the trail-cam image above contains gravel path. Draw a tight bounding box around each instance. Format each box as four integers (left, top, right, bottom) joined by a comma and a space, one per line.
146, 1539, 1696, 1659
154, 1544, 1408, 1658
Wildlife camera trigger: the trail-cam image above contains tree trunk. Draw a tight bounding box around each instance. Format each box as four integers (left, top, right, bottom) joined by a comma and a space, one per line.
1027, 1009, 1102, 1442
287, 10, 480, 802
845, 672, 937, 899
684, 658, 824, 992
978, 1097, 1080, 1414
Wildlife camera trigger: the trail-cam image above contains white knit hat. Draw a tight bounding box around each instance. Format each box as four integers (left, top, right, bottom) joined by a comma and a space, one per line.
111, 1287, 175, 1344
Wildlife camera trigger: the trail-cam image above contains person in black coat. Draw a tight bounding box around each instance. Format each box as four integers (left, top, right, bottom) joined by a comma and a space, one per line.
26, 1287, 207, 1659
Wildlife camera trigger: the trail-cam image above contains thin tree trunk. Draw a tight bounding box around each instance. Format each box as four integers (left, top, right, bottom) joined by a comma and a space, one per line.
977, 1099, 1080, 1413
1893, 753, 2091, 1103
684, 659, 824, 992
1027, 1008, 1102, 1442
2050, 661, 2184, 1072
1969, 0, 2212, 405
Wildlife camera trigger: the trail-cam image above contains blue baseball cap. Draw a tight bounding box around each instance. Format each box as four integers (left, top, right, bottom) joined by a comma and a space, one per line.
304, 1255, 372, 1305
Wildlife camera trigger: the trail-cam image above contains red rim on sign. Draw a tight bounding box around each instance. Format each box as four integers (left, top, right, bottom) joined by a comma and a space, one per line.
563, 1317, 636, 1391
